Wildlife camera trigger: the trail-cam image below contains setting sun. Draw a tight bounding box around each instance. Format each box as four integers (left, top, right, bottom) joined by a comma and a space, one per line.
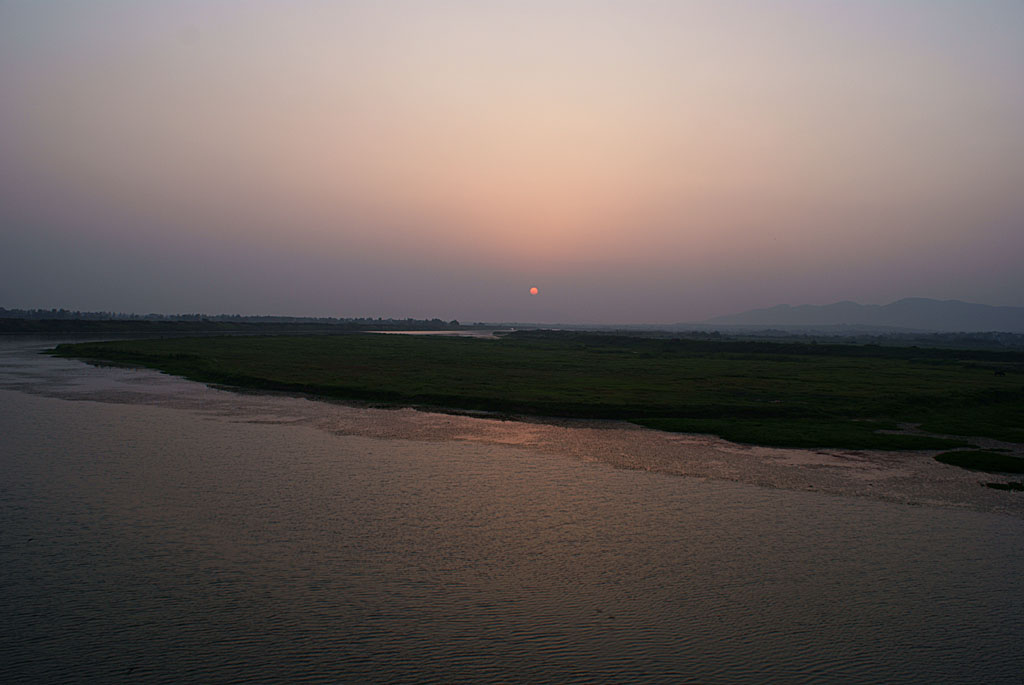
529, 287, 539, 295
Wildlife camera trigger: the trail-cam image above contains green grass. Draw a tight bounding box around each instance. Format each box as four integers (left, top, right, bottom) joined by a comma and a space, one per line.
50, 331, 1024, 450
935, 451, 1024, 474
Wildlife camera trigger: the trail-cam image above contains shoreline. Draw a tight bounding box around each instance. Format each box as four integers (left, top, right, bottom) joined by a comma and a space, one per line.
39, 334, 1024, 514
49, 332, 1024, 450
22, 370, 1024, 519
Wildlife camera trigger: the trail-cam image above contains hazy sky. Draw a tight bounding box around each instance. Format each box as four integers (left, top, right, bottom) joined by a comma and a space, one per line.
2, 1, 1023, 323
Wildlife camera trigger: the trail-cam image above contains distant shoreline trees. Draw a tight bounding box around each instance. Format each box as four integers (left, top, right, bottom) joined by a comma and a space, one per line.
0, 307, 469, 328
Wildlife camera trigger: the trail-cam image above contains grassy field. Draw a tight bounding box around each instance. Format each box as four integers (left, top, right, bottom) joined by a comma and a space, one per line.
50, 331, 1024, 451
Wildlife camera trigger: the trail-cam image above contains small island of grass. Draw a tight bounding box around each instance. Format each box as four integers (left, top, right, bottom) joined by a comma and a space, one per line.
935, 450, 1024, 473
50, 331, 1024, 452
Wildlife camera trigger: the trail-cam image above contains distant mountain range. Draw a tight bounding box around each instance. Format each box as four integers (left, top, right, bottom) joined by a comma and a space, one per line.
703, 298, 1024, 333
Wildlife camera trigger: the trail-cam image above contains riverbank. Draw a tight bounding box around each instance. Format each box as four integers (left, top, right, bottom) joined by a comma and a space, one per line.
1, 335, 1019, 515
50, 331, 1024, 454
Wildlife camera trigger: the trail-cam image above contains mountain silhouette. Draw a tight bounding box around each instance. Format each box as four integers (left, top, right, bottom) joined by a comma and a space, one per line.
704, 298, 1024, 333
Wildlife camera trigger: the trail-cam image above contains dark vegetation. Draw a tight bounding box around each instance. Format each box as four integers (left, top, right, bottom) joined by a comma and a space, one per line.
0, 307, 466, 326
594, 327, 1024, 352
684, 330, 1024, 352
51, 330, 1024, 450
934, 450, 1024, 474
0, 316, 467, 335
8, 307, 1024, 350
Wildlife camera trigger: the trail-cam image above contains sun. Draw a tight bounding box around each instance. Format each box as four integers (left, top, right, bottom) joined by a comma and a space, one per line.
529, 286, 539, 295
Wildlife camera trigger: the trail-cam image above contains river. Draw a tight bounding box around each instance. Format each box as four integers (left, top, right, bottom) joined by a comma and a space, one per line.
1, 336, 1021, 682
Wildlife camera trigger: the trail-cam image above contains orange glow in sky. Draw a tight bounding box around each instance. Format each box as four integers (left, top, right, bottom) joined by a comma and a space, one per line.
1, 1, 1023, 322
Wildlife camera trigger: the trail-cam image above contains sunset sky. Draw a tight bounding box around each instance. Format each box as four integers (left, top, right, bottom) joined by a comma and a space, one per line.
2, 1, 1022, 323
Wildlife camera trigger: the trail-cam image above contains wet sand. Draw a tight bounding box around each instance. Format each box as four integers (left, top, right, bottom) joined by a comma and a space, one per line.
299, 405, 1024, 518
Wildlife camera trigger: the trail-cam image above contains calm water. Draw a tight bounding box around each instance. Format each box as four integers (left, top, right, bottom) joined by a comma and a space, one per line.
1, 338, 1022, 683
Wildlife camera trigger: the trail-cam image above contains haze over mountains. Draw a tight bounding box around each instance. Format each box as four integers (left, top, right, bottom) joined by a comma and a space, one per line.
704, 298, 1024, 333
